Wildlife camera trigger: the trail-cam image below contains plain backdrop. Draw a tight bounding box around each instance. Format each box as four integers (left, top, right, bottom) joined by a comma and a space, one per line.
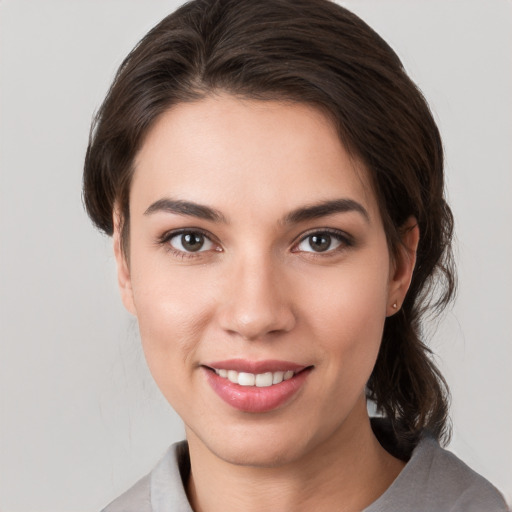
0, 0, 511, 510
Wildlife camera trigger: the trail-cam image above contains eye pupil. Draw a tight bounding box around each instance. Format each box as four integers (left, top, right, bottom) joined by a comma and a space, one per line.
182, 233, 204, 252
309, 234, 331, 252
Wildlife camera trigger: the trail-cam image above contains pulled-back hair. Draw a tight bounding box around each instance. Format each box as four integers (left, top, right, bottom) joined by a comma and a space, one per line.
83, 0, 455, 448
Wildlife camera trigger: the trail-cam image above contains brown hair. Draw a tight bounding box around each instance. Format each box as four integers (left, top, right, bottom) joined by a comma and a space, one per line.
83, 0, 455, 449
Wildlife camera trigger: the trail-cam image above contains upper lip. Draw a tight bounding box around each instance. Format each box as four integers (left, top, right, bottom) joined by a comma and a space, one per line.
205, 359, 309, 374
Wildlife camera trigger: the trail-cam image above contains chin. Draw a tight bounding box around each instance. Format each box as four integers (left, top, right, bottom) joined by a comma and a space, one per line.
212, 436, 309, 468
187, 416, 329, 469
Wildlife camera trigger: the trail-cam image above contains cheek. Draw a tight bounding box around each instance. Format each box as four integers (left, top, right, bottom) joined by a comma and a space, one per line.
299, 255, 390, 377
128, 258, 215, 389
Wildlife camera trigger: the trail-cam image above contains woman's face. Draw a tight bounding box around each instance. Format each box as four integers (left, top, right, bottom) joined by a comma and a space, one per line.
115, 94, 412, 467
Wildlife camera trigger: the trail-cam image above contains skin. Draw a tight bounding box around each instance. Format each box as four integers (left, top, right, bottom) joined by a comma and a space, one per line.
114, 94, 419, 511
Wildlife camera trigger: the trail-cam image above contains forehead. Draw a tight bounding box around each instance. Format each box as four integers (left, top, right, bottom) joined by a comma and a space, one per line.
131, 94, 379, 222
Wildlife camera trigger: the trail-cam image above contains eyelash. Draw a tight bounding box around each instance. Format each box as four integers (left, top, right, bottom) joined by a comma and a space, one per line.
157, 228, 220, 260
292, 228, 354, 256
157, 227, 354, 259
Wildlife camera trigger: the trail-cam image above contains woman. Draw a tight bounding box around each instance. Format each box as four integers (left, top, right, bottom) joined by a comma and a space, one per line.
83, 0, 508, 510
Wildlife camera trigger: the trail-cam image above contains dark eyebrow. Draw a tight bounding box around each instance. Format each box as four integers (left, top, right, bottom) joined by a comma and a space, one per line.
144, 198, 228, 223
283, 198, 370, 225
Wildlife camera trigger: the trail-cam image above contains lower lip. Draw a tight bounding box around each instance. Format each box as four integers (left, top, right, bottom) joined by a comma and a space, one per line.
204, 368, 311, 413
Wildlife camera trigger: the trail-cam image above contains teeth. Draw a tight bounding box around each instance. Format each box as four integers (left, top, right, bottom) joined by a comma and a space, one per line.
238, 372, 255, 386
214, 369, 297, 387
255, 372, 273, 387
272, 371, 284, 384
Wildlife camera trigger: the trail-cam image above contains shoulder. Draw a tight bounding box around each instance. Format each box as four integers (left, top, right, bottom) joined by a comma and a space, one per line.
422, 437, 508, 510
367, 434, 509, 512
101, 441, 192, 512
101, 473, 151, 512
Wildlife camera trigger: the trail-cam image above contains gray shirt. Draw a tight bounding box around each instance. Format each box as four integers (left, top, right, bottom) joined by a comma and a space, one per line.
102, 436, 508, 512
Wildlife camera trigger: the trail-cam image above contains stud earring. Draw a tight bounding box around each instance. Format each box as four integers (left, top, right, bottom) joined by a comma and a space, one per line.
392, 302, 397, 309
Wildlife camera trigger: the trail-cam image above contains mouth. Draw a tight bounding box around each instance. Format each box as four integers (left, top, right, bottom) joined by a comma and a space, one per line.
211, 368, 297, 387
202, 359, 313, 413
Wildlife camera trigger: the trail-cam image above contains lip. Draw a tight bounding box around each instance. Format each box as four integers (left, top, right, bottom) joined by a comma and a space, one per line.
206, 358, 307, 374
203, 359, 312, 413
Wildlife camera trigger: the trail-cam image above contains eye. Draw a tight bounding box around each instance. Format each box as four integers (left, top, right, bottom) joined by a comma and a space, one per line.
294, 230, 350, 253
167, 231, 215, 253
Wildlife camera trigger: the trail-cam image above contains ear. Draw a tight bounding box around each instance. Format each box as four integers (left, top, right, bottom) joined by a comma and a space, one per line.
113, 209, 137, 316
387, 216, 420, 317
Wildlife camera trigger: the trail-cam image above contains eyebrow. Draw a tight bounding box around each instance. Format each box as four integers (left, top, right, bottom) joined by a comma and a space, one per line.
144, 198, 228, 223
283, 198, 370, 225
143, 197, 369, 225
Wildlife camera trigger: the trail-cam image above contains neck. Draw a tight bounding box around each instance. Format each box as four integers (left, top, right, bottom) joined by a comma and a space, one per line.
185, 400, 405, 512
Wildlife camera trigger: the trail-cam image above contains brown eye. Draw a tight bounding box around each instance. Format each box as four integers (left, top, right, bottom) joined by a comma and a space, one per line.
295, 230, 349, 254
169, 231, 214, 253
308, 234, 332, 252
181, 233, 204, 251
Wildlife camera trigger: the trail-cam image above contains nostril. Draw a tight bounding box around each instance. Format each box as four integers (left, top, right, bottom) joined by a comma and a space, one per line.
216, 280, 296, 339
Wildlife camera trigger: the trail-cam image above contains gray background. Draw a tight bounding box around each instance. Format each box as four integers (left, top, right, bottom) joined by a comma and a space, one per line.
1, 0, 511, 510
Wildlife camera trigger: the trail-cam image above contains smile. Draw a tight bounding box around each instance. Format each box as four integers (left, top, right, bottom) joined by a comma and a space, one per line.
203, 360, 312, 413
213, 369, 296, 387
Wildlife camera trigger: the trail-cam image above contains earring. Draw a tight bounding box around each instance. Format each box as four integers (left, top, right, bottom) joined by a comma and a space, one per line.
392, 302, 397, 309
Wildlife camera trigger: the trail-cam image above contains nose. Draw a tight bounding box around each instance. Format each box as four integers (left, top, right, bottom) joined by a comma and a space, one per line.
217, 254, 296, 341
